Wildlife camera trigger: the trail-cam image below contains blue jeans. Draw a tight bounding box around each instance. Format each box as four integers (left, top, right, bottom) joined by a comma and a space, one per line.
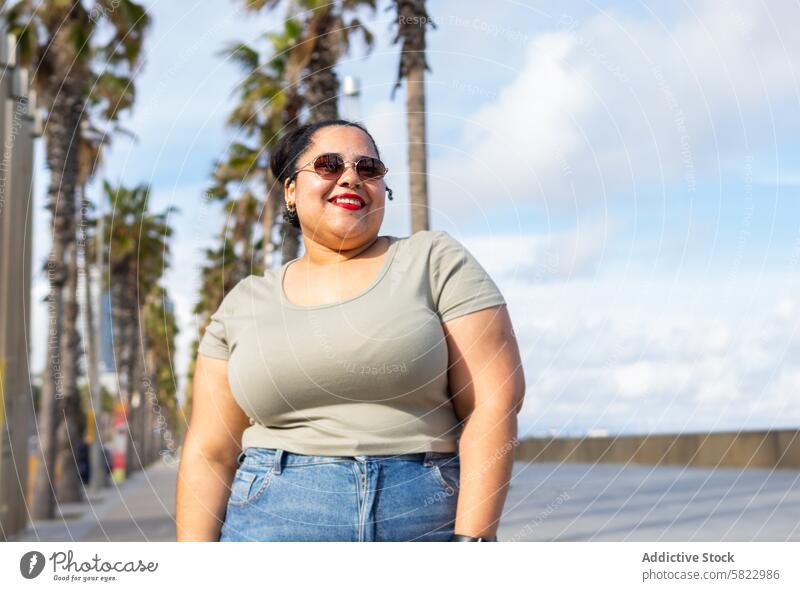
219, 447, 460, 541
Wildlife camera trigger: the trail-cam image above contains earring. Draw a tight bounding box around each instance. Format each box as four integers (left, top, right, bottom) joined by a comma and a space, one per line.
386, 186, 393, 201
283, 201, 299, 226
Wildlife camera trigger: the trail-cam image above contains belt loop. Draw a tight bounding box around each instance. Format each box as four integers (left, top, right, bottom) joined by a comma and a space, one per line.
272, 449, 284, 474
423, 451, 434, 467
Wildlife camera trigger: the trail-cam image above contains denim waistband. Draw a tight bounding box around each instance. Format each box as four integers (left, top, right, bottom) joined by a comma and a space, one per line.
236, 447, 459, 474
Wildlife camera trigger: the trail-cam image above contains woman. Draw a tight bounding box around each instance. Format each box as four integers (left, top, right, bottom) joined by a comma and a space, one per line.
175, 119, 525, 542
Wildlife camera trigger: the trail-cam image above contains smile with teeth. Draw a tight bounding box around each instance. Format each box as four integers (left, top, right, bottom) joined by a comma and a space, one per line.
329, 196, 365, 209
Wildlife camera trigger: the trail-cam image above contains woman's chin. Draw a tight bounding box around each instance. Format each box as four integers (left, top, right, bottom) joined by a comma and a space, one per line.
324, 215, 374, 237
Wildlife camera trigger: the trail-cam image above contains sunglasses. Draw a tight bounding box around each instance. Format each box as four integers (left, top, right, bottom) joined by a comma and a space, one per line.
293, 153, 389, 181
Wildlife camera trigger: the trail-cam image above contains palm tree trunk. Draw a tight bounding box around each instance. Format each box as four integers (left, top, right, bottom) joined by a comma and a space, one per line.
145, 352, 159, 465
143, 345, 157, 466
262, 170, 281, 270
281, 7, 341, 264
303, 6, 340, 122
31, 26, 85, 518
279, 93, 303, 265
124, 293, 141, 475
126, 284, 148, 474
55, 222, 86, 504
31, 266, 64, 519
393, 0, 432, 233
406, 62, 429, 233
110, 271, 135, 477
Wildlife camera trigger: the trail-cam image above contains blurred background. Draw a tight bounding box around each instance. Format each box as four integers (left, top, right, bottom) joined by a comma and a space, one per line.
1, 0, 799, 541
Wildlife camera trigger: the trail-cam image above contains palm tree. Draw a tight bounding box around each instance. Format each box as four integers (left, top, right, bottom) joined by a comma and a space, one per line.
213, 18, 304, 272
79, 114, 141, 493
141, 285, 180, 465
3, 0, 151, 518
390, 0, 435, 233
233, 0, 376, 263
99, 181, 176, 477
80, 37, 149, 492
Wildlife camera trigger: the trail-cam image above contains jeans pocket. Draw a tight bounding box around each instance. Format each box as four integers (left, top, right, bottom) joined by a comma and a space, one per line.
430, 458, 460, 494
228, 465, 273, 508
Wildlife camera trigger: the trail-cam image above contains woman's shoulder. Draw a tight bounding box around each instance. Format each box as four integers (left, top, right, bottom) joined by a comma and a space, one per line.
216, 272, 277, 310
391, 230, 476, 275
394, 229, 453, 253
240, 271, 279, 295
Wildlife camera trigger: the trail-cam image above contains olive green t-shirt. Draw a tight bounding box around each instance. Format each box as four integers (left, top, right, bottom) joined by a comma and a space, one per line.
197, 229, 506, 456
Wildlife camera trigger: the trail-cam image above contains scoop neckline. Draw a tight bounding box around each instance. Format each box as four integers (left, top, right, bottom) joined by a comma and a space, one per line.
278, 235, 399, 310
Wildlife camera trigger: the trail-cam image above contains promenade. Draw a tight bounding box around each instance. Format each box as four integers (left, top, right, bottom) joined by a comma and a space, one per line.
8, 460, 800, 542
10, 459, 178, 542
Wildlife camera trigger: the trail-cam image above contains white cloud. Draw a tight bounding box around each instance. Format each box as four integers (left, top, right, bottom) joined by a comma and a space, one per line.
429, 0, 800, 217
496, 267, 800, 436
455, 216, 625, 283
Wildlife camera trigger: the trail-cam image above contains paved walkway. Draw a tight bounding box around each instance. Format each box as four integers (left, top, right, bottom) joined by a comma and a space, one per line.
499, 462, 800, 541
9, 457, 178, 542
8, 459, 800, 542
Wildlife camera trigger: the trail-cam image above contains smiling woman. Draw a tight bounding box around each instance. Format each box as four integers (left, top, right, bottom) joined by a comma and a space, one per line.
175, 119, 526, 543
270, 120, 392, 235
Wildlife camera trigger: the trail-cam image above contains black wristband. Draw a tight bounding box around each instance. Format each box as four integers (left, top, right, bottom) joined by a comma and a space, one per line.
451, 533, 498, 541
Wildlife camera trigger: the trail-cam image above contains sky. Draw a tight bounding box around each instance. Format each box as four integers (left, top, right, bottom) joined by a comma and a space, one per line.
28, 0, 800, 437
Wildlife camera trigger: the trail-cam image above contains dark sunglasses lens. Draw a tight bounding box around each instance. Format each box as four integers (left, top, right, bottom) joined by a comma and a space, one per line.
357, 157, 386, 179
313, 154, 345, 177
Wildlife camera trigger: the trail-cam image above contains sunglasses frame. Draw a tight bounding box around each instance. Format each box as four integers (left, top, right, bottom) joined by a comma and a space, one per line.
292, 152, 389, 182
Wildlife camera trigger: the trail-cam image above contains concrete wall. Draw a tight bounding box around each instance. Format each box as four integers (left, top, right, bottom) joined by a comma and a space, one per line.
516, 429, 800, 469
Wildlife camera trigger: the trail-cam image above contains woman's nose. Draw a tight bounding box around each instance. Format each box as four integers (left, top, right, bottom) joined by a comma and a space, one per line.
338, 163, 362, 186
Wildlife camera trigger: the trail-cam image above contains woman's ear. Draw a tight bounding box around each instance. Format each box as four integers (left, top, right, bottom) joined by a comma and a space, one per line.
284, 176, 295, 201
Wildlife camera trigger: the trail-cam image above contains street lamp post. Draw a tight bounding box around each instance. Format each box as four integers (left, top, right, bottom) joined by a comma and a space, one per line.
0, 28, 41, 539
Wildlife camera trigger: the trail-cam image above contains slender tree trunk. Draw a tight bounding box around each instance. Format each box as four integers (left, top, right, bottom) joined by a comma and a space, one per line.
124, 293, 140, 475
31, 24, 85, 518
56, 216, 86, 504
406, 62, 429, 233
145, 346, 159, 465
110, 269, 136, 477
393, 0, 432, 233
281, 8, 341, 264
303, 6, 339, 122
126, 282, 146, 474
279, 94, 304, 265
262, 170, 281, 270
32, 258, 64, 519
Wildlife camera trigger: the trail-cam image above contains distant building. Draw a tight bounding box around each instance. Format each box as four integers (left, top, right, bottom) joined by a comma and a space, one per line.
97, 286, 175, 394
587, 428, 610, 438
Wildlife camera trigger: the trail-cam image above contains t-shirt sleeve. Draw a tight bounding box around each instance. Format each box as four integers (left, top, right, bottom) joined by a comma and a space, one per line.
197, 278, 249, 360
429, 230, 506, 323
197, 308, 230, 359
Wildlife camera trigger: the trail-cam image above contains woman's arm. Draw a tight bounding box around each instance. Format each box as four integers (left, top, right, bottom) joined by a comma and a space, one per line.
176, 354, 251, 541
443, 304, 526, 539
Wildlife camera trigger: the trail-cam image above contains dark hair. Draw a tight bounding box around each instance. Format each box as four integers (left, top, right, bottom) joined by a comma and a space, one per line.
270, 119, 383, 230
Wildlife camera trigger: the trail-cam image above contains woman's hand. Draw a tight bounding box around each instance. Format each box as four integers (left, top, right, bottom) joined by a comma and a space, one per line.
175, 354, 251, 541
